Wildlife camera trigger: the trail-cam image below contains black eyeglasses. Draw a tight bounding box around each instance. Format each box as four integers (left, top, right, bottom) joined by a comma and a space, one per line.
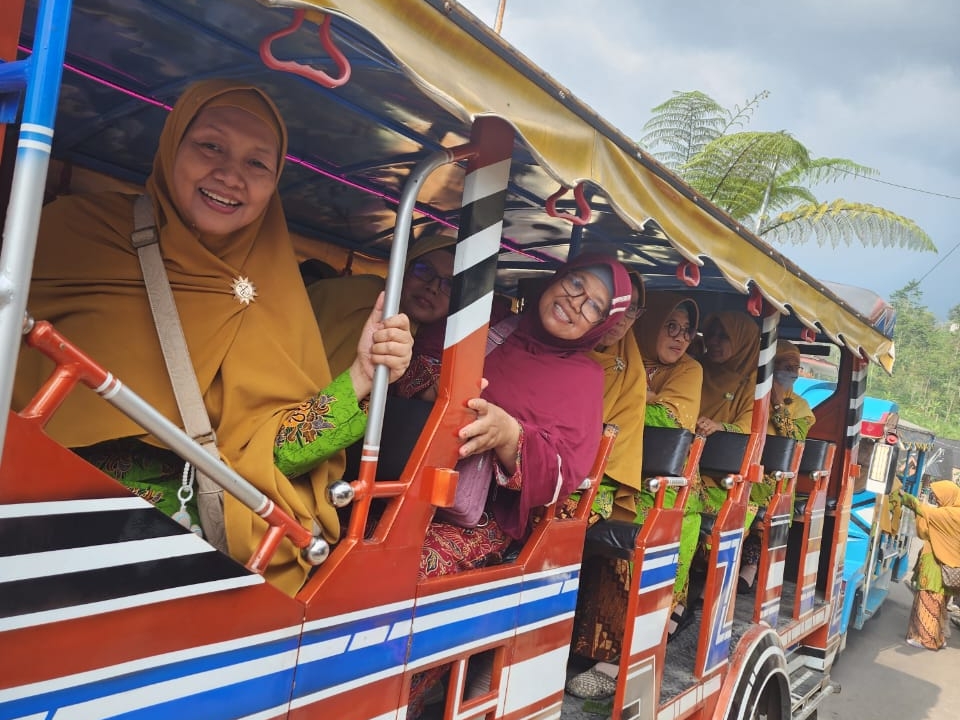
665, 320, 694, 341
409, 260, 453, 296
624, 304, 644, 321
559, 273, 609, 324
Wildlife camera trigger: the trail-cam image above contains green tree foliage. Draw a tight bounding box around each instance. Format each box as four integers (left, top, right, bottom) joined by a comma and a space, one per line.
640, 91, 936, 252
867, 281, 960, 438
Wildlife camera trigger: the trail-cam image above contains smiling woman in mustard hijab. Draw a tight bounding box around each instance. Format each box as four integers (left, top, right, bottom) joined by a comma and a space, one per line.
14, 79, 412, 594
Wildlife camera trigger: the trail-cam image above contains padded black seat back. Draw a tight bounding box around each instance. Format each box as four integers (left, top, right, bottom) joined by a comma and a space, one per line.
699, 430, 750, 475
761, 435, 797, 472
584, 520, 642, 559
799, 439, 832, 473
642, 426, 694, 477
343, 395, 433, 481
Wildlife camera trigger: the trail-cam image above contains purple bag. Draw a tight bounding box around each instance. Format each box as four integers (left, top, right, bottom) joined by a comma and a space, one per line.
433, 317, 520, 528
435, 450, 495, 527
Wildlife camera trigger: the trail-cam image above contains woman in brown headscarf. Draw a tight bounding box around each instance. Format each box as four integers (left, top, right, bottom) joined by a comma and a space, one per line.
900, 481, 960, 649
308, 234, 457, 381
696, 311, 761, 514
14, 79, 412, 595
567, 291, 703, 700
739, 339, 817, 592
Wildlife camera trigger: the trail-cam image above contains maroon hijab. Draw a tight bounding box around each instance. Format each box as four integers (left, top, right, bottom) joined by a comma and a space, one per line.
484, 253, 632, 538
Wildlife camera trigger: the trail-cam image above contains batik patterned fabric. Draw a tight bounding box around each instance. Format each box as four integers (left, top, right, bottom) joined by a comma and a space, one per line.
419, 516, 514, 580
273, 370, 367, 478
75, 438, 198, 527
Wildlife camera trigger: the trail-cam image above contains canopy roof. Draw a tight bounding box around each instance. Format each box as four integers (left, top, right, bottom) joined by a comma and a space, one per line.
18, 0, 895, 370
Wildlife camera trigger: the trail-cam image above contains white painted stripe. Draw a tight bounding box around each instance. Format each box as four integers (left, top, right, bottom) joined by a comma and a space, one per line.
630, 607, 670, 654
302, 597, 414, 632
236, 703, 288, 720
640, 578, 676, 593
515, 610, 574, 637
758, 342, 776, 366
643, 543, 681, 567
18, 139, 51, 153
387, 618, 413, 641
454, 222, 502, 274
0, 574, 263, 634
503, 646, 567, 714
348, 624, 390, 650
462, 158, 512, 203
22, 123, 53, 136
0, 618, 298, 703
52, 648, 299, 720
769, 559, 785, 586
1, 534, 212, 582
297, 634, 351, 663
755, 374, 772, 400
523, 563, 581, 584
444, 291, 495, 349
413, 589, 519, 633
418, 572, 524, 606
0, 497, 150, 518
520, 580, 563, 604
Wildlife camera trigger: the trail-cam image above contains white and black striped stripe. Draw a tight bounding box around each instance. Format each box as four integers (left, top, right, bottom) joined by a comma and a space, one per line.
755, 312, 778, 400
0, 497, 259, 631
444, 131, 513, 350
846, 363, 868, 449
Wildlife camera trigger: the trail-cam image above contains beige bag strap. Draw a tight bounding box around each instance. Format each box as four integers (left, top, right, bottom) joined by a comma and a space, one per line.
131, 194, 227, 553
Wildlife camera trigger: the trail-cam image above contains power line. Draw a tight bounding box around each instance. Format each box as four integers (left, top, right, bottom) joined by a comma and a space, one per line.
917, 240, 960, 283
839, 169, 960, 201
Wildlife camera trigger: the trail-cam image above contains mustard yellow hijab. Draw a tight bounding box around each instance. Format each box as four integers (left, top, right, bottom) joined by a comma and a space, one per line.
699, 311, 760, 429
15, 79, 340, 594
635, 291, 702, 432
917, 481, 960, 568
589, 330, 646, 491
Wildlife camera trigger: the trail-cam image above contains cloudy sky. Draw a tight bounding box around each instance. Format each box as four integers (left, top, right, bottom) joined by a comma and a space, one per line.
459, 0, 959, 320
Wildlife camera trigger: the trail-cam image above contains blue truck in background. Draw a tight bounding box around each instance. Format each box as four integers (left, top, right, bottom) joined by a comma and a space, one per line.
795, 378, 934, 646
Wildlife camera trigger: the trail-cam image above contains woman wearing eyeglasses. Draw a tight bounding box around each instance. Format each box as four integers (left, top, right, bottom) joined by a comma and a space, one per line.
408, 254, 631, 717
566, 291, 703, 700
308, 235, 456, 380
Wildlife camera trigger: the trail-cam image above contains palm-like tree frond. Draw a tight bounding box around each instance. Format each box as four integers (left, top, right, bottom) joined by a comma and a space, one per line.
639, 91, 730, 170
640, 89, 937, 254
762, 200, 937, 251
682, 131, 812, 220
781, 157, 877, 187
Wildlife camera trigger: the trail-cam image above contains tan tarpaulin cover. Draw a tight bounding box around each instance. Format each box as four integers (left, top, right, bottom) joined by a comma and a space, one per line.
291, 0, 895, 371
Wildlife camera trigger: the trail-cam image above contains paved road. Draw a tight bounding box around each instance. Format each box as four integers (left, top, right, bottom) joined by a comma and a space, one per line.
820, 540, 960, 719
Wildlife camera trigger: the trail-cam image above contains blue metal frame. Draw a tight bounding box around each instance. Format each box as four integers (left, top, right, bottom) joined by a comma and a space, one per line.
0, 0, 73, 460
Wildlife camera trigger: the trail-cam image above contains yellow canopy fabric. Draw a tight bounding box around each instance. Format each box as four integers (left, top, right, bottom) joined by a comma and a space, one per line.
304, 0, 895, 372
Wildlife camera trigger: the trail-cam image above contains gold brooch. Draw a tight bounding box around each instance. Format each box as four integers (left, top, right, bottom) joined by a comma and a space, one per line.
230, 276, 257, 305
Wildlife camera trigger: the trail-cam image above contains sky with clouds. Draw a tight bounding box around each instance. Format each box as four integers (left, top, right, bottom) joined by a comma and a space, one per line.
459, 0, 959, 320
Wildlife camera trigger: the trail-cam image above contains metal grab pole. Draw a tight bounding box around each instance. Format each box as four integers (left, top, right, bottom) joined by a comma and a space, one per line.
355, 144, 475, 488
0, 0, 73, 463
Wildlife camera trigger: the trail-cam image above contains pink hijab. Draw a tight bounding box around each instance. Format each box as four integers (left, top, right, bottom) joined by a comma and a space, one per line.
484, 253, 632, 538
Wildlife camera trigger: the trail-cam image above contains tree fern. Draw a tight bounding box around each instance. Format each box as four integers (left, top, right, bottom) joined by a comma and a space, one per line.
763, 201, 936, 251
640, 90, 937, 254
